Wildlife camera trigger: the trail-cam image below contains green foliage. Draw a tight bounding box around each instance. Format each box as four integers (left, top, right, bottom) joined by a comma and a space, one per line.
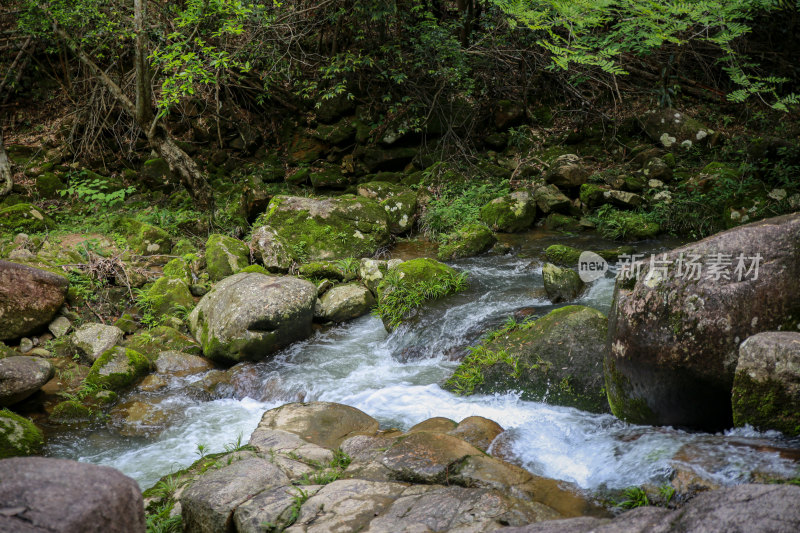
615, 486, 650, 509
445, 345, 520, 395
374, 268, 468, 330
334, 257, 359, 276
421, 178, 510, 239
145, 502, 182, 533
588, 205, 660, 240
59, 171, 135, 209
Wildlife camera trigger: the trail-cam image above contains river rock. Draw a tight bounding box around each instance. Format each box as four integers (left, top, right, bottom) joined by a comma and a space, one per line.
255, 195, 391, 260
380, 431, 482, 483
480, 191, 537, 233
407, 417, 457, 434
542, 263, 585, 303
314, 283, 376, 323
188, 272, 316, 364
641, 108, 715, 150
205, 233, 250, 281
358, 182, 419, 234
359, 258, 396, 295
154, 350, 214, 376
109, 398, 172, 437
249, 225, 293, 273
604, 189, 643, 209
545, 154, 589, 189
0, 356, 54, 407
180, 457, 290, 533
233, 485, 323, 533
504, 483, 800, 533
72, 323, 124, 363
48, 316, 71, 338
605, 213, 800, 430
0, 261, 69, 341
0, 410, 43, 458
0, 457, 145, 533
531, 184, 572, 214
446, 305, 609, 413
732, 332, 800, 436
255, 402, 379, 450
85, 346, 150, 391
447, 416, 504, 452
437, 223, 497, 260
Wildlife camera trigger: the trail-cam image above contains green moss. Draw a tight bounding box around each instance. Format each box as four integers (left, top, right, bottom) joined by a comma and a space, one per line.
162, 258, 192, 283
479, 193, 536, 233
299, 261, 349, 281
86, 347, 150, 390
732, 372, 800, 437
240, 264, 270, 275
604, 357, 658, 424
544, 213, 581, 232
0, 203, 55, 232
544, 245, 582, 266
579, 183, 606, 206
125, 325, 200, 360
444, 346, 519, 395
591, 207, 660, 241
36, 171, 66, 198
50, 400, 93, 424
205, 234, 250, 282
437, 224, 497, 260
702, 162, 741, 180
146, 277, 194, 317
116, 218, 173, 255
114, 313, 139, 334
171, 238, 197, 256
0, 408, 44, 458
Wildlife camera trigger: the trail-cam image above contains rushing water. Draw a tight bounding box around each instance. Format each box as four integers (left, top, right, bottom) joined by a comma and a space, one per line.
46, 230, 800, 491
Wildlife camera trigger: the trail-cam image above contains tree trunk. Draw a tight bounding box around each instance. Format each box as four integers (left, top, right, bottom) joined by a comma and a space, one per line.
52, 26, 215, 210
0, 131, 12, 198
134, 0, 153, 126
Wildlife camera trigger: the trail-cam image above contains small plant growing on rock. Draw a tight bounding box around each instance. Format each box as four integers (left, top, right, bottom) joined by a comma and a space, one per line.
616, 486, 650, 509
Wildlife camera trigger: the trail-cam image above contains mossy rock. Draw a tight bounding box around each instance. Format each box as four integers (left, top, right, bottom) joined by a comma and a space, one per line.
479, 191, 536, 233
286, 167, 311, 186
445, 305, 609, 413
288, 133, 326, 164
162, 257, 193, 284
146, 277, 194, 317
380, 191, 418, 234
298, 261, 353, 281
362, 146, 417, 172
36, 172, 66, 198
310, 118, 356, 145
205, 234, 250, 282
114, 313, 139, 335
579, 183, 607, 207
255, 195, 390, 260
85, 346, 150, 391
701, 162, 742, 181
239, 264, 270, 276
544, 244, 635, 267
542, 263, 584, 303
125, 325, 201, 360
50, 400, 93, 424
0, 408, 44, 458
437, 224, 497, 261
141, 158, 175, 190
309, 165, 351, 189
116, 218, 173, 255
544, 213, 581, 232
0, 204, 55, 233
171, 238, 197, 256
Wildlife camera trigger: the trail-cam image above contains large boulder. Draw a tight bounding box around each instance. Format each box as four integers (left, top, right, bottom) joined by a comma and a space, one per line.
504, 483, 800, 533
205, 233, 250, 281
545, 155, 589, 189
480, 191, 537, 233
0, 457, 145, 532
255, 195, 390, 260
314, 283, 376, 323
446, 305, 609, 413
72, 323, 124, 362
0, 261, 68, 341
641, 108, 715, 150
0, 356, 54, 407
437, 223, 496, 260
0, 410, 43, 458
254, 402, 379, 449
732, 332, 800, 436
542, 263, 585, 303
188, 272, 317, 364
605, 213, 800, 430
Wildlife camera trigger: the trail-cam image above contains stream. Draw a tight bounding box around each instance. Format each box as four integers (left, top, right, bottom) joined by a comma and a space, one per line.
45, 230, 800, 493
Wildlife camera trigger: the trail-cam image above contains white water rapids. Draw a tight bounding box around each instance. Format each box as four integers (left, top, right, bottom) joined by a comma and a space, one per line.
46, 232, 800, 492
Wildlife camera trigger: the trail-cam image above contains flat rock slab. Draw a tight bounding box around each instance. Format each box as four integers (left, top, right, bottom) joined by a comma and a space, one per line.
0, 457, 144, 533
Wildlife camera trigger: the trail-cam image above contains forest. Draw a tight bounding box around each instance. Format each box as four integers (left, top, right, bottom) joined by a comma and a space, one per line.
1, 1, 800, 533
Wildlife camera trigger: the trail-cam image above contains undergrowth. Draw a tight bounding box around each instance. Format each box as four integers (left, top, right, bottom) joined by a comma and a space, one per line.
373, 268, 468, 330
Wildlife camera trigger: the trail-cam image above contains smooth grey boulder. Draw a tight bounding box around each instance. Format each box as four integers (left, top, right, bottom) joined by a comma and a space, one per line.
0, 261, 68, 341
606, 213, 800, 430
180, 458, 289, 533
545, 154, 589, 189
0, 457, 145, 533
0, 356, 54, 407
732, 331, 800, 436
314, 283, 376, 322
153, 350, 214, 376
188, 273, 316, 364
73, 323, 124, 362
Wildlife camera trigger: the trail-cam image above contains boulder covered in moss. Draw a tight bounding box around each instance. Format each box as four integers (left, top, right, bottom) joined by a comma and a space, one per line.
542, 263, 584, 303
141, 157, 175, 190
0, 203, 54, 233
125, 325, 201, 360
314, 283, 376, 323
543, 213, 582, 232
357, 181, 418, 234
249, 225, 294, 273
256, 195, 390, 261
50, 400, 93, 424
445, 306, 609, 413
0, 409, 44, 458
36, 172, 65, 198
544, 244, 635, 267
205, 234, 250, 282
115, 218, 172, 255
72, 323, 124, 362
732, 332, 800, 436
605, 213, 800, 430
0, 261, 69, 341
188, 272, 317, 364
479, 191, 536, 233
375, 258, 466, 332
437, 224, 496, 261
85, 346, 150, 391
146, 276, 194, 317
